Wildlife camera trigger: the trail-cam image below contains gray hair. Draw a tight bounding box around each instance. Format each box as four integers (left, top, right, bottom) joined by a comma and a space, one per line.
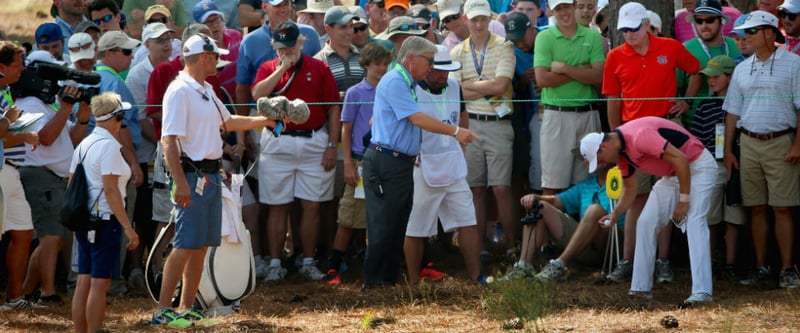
396, 36, 436, 65
90, 92, 123, 120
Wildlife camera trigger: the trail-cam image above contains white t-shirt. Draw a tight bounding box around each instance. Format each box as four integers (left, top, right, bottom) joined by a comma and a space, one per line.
162, 71, 230, 161
70, 127, 131, 217
18, 96, 75, 177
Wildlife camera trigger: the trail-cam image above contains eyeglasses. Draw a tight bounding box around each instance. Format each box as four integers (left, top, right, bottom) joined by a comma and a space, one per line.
619, 24, 642, 34
110, 48, 133, 56
353, 24, 368, 33
442, 14, 461, 24
69, 42, 93, 53
744, 27, 766, 35
778, 10, 799, 21
693, 16, 719, 25
418, 54, 434, 65
93, 14, 114, 25
152, 36, 172, 45
147, 17, 168, 24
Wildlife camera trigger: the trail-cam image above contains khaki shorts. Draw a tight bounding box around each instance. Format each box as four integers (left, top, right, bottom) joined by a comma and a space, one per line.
552, 209, 615, 266
539, 109, 600, 189
740, 134, 800, 207
466, 118, 514, 187
708, 161, 746, 225
337, 159, 366, 229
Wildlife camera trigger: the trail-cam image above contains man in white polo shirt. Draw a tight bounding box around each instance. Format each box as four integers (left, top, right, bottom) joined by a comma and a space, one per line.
152, 33, 282, 327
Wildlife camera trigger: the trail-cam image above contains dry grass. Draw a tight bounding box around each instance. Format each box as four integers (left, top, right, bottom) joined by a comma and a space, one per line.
0, 0, 52, 44
2, 256, 800, 332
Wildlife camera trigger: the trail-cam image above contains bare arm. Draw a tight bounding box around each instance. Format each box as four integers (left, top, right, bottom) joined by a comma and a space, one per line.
224, 114, 275, 132
550, 61, 604, 86
723, 113, 740, 179
341, 122, 357, 186
607, 96, 622, 129
162, 135, 190, 207
238, 3, 264, 28
534, 66, 573, 88
117, 127, 143, 187
520, 193, 565, 211
661, 144, 692, 220
251, 56, 295, 100
102, 173, 139, 249
69, 102, 92, 145
321, 105, 342, 171
459, 77, 512, 100
408, 112, 479, 145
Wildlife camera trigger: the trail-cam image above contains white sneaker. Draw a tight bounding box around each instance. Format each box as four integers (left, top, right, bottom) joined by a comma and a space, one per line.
0, 297, 47, 311
536, 259, 567, 281
681, 293, 712, 308
299, 262, 326, 281
263, 265, 287, 282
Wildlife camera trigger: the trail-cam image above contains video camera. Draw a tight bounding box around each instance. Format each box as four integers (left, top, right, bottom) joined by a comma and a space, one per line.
520, 199, 543, 226
10, 60, 101, 105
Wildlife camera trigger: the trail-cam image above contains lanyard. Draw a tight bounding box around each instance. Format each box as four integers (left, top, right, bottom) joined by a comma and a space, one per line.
395, 64, 416, 102
470, 37, 490, 78
94, 65, 123, 81
699, 39, 728, 62
1, 88, 14, 108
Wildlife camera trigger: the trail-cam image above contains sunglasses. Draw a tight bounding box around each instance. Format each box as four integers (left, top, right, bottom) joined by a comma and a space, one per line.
353, 24, 368, 33
693, 16, 719, 25
778, 10, 799, 21
110, 48, 133, 56
619, 24, 642, 34
93, 14, 114, 25
147, 17, 168, 24
69, 42, 93, 53
744, 27, 766, 35
370, 0, 385, 9
114, 110, 125, 121
442, 13, 461, 24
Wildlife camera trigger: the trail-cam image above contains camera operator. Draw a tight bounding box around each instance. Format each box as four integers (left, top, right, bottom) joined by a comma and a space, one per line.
0, 41, 41, 311
16, 51, 93, 306
505, 166, 625, 281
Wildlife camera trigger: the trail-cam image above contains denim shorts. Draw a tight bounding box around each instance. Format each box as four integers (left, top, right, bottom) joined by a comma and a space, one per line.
172, 172, 222, 249
76, 215, 122, 279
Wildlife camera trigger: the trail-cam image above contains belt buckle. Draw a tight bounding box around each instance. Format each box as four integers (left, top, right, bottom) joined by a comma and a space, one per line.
392, 151, 400, 158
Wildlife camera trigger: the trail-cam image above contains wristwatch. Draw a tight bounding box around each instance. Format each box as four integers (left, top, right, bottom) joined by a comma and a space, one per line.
326, 142, 337, 149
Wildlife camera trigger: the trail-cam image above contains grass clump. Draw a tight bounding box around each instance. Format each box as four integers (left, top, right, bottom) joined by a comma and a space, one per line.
480, 276, 555, 331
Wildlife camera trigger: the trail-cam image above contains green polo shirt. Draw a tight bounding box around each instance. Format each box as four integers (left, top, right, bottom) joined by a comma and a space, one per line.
678, 37, 741, 123
533, 24, 605, 107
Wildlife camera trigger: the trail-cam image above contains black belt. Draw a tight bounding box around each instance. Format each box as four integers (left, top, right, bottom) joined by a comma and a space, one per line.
180, 158, 222, 173
283, 125, 326, 138
543, 104, 595, 112
740, 128, 794, 141
351, 152, 363, 161
370, 144, 416, 163
152, 182, 169, 189
4, 160, 20, 169
468, 113, 509, 121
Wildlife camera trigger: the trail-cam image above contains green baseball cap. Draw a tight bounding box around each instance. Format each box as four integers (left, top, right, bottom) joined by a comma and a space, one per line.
700, 55, 735, 77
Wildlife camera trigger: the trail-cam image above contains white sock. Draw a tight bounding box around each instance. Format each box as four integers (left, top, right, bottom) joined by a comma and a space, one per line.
302, 257, 315, 266
269, 258, 281, 267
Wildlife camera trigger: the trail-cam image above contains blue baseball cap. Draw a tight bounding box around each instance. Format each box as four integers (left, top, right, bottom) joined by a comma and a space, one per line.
193, 0, 225, 23
35, 22, 64, 45
728, 14, 748, 38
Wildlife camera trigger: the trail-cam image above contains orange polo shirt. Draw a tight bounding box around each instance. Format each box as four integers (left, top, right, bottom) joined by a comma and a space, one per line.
603, 34, 701, 122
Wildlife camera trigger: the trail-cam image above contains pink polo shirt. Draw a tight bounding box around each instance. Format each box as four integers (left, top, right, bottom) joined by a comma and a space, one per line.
616, 117, 705, 178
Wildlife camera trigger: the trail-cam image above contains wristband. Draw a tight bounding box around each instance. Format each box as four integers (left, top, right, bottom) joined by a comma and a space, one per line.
453, 126, 460, 137
679, 193, 690, 203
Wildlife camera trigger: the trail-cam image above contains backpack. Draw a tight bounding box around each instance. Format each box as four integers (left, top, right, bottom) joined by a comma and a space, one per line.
61, 139, 106, 231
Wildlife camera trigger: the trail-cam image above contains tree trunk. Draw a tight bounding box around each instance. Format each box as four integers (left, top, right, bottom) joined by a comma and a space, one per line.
608, 0, 677, 48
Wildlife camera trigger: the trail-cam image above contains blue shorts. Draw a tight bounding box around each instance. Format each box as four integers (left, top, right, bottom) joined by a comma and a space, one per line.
76, 216, 122, 279
172, 172, 222, 249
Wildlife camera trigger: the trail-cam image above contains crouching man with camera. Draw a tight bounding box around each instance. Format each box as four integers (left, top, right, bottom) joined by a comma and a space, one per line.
505, 166, 625, 281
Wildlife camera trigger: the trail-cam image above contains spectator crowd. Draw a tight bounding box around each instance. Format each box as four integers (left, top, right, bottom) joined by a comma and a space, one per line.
1, 0, 799, 330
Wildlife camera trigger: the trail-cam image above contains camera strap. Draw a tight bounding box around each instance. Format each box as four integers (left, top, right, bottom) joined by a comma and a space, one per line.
271, 55, 304, 97
1, 88, 14, 108
79, 138, 109, 217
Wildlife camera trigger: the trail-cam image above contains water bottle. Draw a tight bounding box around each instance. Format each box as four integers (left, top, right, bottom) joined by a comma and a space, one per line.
492, 223, 506, 245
